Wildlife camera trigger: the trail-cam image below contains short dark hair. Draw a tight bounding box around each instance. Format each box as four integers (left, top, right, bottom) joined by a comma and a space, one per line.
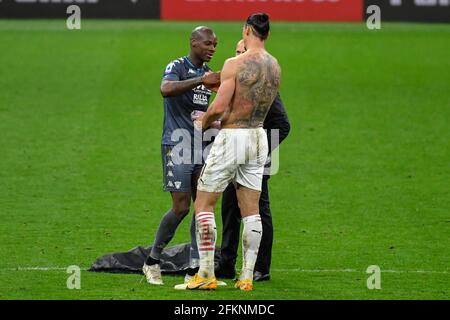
246, 13, 270, 40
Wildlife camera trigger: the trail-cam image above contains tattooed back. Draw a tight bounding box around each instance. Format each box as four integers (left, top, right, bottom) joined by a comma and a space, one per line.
221, 51, 281, 128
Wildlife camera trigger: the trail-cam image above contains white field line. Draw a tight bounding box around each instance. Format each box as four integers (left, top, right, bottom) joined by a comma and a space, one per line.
7, 267, 72, 271
1, 267, 449, 275
273, 268, 450, 274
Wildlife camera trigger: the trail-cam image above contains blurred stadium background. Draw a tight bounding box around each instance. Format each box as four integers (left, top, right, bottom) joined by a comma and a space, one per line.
0, 0, 449, 299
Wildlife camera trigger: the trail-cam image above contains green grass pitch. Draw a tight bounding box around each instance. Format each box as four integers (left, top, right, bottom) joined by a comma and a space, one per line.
0, 20, 449, 300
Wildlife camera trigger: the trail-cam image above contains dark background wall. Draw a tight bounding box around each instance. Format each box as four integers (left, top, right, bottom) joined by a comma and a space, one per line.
366, 0, 450, 23
0, 0, 160, 19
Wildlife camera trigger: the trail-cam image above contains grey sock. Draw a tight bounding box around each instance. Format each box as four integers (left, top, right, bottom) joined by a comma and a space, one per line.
189, 214, 200, 268
150, 209, 183, 260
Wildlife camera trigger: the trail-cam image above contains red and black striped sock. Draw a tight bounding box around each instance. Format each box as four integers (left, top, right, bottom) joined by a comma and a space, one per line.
196, 212, 216, 278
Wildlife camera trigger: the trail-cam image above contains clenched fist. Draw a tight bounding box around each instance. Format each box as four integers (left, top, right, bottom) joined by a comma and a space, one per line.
202, 71, 221, 92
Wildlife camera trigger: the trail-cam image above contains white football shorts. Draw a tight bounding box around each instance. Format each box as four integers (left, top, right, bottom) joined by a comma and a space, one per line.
197, 128, 268, 193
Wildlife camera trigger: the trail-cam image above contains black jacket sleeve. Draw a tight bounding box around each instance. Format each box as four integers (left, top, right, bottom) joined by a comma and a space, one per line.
263, 93, 291, 153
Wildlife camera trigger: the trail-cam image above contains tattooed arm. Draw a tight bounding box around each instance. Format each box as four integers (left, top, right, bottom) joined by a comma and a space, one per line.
201, 59, 236, 129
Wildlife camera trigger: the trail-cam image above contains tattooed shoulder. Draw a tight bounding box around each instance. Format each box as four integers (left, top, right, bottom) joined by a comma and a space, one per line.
237, 54, 281, 127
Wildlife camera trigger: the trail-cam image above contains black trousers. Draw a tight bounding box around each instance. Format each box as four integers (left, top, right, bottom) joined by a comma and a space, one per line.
219, 175, 273, 274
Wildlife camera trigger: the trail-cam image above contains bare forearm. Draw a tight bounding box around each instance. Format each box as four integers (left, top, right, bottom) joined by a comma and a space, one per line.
202, 102, 224, 129
161, 77, 203, 97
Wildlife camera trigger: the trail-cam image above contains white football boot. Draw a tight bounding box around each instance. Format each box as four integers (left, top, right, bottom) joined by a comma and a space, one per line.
143, 263, 163, 285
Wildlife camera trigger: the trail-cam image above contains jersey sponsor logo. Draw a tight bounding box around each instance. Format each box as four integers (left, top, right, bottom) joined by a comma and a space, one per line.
195, 84, 211, 93
193, 93, 209, 106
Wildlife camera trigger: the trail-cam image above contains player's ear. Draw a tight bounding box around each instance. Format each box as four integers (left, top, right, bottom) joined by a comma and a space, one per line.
242, 25, 249, 38
245, 26, 251, 37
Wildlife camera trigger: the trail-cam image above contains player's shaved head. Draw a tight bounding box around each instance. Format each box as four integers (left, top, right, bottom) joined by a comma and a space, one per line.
190, 26, 215, 41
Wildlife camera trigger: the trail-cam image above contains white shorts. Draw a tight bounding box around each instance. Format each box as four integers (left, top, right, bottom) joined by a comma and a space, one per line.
197, 128, 268, 193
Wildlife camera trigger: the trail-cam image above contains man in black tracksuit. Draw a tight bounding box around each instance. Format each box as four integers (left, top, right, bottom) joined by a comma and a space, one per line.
215, 40, 291, 281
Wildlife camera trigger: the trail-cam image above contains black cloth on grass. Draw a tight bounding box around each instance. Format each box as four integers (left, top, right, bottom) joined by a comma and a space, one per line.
88, 243, 221, 274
